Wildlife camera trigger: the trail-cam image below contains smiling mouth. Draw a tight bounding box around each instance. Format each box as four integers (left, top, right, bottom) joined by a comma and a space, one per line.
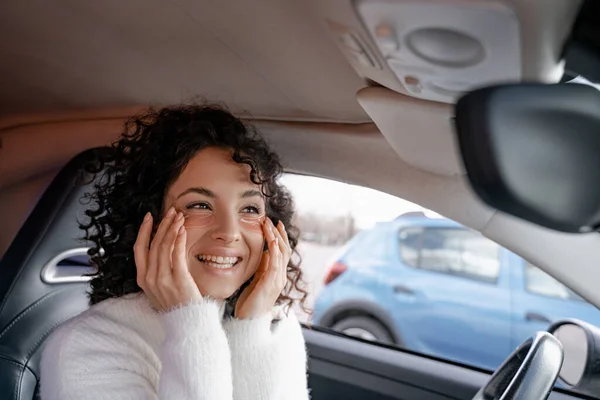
196, 255, 241, 269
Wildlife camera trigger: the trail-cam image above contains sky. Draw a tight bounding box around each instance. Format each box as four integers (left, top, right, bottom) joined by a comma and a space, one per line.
279, 174, 441, 229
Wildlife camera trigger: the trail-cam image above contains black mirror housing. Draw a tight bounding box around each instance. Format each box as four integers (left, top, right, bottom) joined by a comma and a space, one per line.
454, 83, 600, 233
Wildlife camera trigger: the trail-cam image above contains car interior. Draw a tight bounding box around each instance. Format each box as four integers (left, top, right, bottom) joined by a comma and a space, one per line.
1, 0, 600, 399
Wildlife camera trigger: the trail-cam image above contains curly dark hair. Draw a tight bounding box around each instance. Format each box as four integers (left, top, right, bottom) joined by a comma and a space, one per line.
80, 104, 308, 311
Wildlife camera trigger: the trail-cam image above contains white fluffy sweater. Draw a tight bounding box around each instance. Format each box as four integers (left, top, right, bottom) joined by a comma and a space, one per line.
39, 293, 309, 399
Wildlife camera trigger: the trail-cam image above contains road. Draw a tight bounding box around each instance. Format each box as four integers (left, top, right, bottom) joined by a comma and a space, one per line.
293, 241, 341, 323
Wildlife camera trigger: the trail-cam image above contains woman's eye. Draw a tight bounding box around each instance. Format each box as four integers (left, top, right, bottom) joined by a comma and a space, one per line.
242, 205, 261, 214
187, 202, 211, 210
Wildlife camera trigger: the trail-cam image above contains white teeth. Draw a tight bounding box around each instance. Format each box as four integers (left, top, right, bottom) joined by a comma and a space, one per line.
207, 262, 234, 269
197, 255, 240, 268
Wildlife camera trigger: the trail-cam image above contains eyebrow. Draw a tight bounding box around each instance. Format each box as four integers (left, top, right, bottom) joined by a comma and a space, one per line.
176, 187, 263, 200
241, 189, 264, 199
177, 187, 215, 199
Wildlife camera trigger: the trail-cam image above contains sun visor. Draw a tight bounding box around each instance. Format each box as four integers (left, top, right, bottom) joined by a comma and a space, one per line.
454, 83, 600, 233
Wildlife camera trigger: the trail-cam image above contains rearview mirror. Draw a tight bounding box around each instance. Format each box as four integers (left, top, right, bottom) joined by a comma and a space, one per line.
548, 319, 600, 395
454, 83, 600, 233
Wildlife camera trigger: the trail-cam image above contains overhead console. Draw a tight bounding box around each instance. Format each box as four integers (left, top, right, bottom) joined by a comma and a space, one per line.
308, 0, 582, 104
353, 0, 521, 103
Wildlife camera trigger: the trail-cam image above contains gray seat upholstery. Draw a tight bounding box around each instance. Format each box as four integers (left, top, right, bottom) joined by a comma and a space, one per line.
0, 149, 101, 399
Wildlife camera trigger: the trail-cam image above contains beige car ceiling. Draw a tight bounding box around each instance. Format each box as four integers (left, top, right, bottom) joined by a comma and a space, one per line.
2, 0, 599, 309
0, 0, 369, 122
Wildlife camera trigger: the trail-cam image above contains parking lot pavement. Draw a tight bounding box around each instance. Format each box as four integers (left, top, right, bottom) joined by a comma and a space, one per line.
292, 241, 341, 323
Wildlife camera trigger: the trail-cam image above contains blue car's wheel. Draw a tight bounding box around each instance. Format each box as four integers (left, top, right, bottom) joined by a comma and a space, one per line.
332, 316, 394, 344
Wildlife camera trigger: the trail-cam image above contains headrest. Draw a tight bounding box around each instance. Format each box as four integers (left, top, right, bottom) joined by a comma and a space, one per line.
0, 148, 107, 331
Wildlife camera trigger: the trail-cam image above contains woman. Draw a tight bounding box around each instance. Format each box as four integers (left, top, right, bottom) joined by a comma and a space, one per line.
40, 104, 310, 399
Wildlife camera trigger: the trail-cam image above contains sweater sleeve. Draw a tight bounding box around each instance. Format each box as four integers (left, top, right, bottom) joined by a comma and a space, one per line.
223, 308, 310, 400
40, 299, 233, 400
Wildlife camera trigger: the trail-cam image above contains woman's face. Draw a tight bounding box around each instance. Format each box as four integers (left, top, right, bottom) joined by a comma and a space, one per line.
163, 147, 266, 299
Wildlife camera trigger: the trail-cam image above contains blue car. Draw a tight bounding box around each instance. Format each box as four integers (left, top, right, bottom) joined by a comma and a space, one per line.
312, 214, 600, 371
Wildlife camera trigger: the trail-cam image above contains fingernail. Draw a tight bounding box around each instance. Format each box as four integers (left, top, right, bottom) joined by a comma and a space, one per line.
176, 212, 184, 221
167, 207, 175, 217
144, 212, 151, 222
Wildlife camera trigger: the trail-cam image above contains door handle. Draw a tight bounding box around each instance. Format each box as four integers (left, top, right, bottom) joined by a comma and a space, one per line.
525, 312, 551, 324
393, 285, 415, 295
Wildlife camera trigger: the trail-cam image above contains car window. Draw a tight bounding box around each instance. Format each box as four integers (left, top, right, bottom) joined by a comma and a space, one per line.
397, 227, 421, 267
525, 263, 584, 301
399, 227, 500, 283
282, 173, 600, 397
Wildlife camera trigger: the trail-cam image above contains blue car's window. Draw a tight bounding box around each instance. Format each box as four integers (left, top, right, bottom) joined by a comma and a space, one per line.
399, 227, 501, 283
397, 227, 421, 267
525, 263, 584, 301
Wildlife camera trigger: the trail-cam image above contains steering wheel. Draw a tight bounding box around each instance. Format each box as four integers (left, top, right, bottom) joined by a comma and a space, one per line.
472, 332, 563, 400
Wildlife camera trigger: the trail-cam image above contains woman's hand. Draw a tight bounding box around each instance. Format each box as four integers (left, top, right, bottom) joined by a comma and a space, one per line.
134, 207, 202, 312
235, 218, 291, 319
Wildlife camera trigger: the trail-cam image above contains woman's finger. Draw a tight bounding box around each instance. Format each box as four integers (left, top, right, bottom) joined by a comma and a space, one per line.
157, 212, 184, 285
267, 221, 287, 289
256, 237, 278, 290
272, 224, 291, 291
171, 223, 203, 304
153, 207, 177, 246
147, 207, 176, 286
264, 219, 287, 259
263, 218, 276, 242
276, 220, 290, 245
262, 219, 279, 266
254, 250, 270, 282
254, 219, 285, 296
268, 238, 281, 286
172, 224, 189, 279
275, 225, 289, 290
272, 221, 291, 258
134, 212, 152, 288
275, 243, 287, 290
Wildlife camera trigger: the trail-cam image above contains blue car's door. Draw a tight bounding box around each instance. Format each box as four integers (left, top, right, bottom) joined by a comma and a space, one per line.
508, 253, 600, 350
387, 226, 512, 371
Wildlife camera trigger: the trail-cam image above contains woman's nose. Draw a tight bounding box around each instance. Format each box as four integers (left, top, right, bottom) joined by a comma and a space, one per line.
210, 213, 242, 243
